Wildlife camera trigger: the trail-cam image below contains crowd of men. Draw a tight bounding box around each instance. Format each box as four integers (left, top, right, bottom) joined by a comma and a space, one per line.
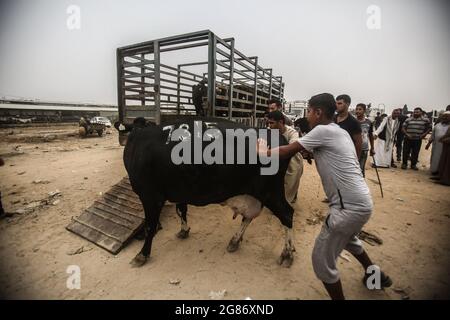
260, 95, 449, 299
268, 96, 450, 186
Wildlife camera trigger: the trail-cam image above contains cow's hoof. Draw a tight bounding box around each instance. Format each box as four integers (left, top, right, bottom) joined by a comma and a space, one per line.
130, 253, 148, 268
176, 228, 190, 239
226, 238, 242, 253
277, 250, 294, 268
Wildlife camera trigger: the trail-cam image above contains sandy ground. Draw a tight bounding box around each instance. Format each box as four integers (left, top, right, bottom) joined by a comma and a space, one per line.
0, 125, 449, 300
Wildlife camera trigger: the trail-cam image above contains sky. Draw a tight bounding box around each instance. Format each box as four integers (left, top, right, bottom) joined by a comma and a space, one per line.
0, 0, 449, 113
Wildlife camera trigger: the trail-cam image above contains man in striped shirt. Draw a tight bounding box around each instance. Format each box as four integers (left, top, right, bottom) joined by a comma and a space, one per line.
401, 107, 431, 170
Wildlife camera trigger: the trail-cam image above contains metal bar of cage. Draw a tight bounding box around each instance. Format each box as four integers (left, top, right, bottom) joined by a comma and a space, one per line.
153, 40, 161, 124
228, 38, 235, 120
207, 32, 217, 117
117, 30, 285, 126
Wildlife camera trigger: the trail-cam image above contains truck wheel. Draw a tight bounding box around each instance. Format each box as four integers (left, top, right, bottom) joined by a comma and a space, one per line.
97, 129, 103, 137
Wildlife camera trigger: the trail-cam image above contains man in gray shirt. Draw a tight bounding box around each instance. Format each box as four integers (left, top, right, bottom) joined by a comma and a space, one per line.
401, 107, 431, 170
258, 93, 392, 300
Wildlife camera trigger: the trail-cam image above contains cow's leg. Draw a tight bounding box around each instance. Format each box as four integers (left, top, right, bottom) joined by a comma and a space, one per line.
225, 195, 262, 252
227, 217, 253, 252
265, 198, 295, 267
176, 203, 190, 239
277, 226, 295, 267
130, 197, 163, 268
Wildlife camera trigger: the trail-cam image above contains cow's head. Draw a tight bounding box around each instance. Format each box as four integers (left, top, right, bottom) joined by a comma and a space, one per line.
114, 117, 153, 146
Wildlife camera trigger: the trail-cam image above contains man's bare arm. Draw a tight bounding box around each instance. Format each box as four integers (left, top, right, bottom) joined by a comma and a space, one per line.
272, 142, 304, 159
421, 125, 431, 139
353, 133, 363, 158
258, 139, 304, 159
369, 131, 375, 156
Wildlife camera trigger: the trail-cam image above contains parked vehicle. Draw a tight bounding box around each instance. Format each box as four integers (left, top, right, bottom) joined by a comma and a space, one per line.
78, 117, 106, 137
90, 116, 112, 128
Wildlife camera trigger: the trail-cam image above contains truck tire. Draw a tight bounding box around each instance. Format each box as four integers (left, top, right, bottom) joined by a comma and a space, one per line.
97, 129, 103, 137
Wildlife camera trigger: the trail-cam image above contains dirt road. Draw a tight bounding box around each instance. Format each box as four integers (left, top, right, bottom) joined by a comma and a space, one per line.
0, 125, 449, 299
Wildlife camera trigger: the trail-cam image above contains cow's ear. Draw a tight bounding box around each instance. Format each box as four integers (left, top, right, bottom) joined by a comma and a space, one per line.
114, 121, 130, 132
113, 121, 121, 131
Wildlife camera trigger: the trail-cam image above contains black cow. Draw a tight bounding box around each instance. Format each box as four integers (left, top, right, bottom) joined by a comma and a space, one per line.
119, 116, 295, 268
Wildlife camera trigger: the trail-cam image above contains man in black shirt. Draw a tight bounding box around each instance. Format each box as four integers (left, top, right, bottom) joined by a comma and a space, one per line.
267, 99, 293, 126
192, 80, 207, 116
395, 109, 408, 161
334, 94, 362, 158
374, 112, 382, 129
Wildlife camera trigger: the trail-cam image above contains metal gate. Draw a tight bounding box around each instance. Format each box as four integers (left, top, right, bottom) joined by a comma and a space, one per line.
116, 30, 285, 128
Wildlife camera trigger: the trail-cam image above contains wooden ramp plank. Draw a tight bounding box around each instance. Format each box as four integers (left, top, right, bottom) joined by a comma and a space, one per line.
103, 194, 143, 214
66, 221, 122, 254
92, 201, 143, 223
94, 199, 144, 220
66, 177, 145, 255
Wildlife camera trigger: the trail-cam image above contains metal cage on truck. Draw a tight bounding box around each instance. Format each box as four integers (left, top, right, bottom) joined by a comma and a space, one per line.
116, 30, 285, 129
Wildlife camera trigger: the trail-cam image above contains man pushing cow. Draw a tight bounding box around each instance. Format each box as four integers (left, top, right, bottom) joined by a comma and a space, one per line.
258, 93, 392, 300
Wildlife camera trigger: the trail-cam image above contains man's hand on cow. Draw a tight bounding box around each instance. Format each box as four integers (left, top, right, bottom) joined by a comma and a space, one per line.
257, 138, 269, 157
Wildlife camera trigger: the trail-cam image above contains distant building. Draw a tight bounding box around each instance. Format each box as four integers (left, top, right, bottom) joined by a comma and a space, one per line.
0, 99, 118, 124
285, 100, 308, 118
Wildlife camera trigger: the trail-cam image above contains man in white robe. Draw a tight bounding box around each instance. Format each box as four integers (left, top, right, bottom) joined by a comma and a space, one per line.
267, 110, 303, 203
373, 109, 400, 168
426, 111, 450, 174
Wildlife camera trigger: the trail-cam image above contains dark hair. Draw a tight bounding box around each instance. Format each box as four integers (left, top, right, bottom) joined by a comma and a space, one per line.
267, 99, 282, 108
356, 103, 367, 111
267, 110, 285, 123
414, 107, 423, 112
336, 94, 351, 105
308, 93, 336, 119
446, 105, 450, 111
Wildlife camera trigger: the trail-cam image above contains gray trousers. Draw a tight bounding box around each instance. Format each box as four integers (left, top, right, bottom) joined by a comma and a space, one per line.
312, 206, 371, 284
